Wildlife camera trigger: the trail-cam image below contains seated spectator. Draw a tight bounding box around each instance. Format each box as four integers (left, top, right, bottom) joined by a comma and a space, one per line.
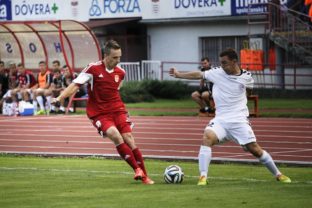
0, 61, 9, 113
8, 62, 19, 89
32, 61, 53, 115
1, 62, 20, 115
47, 68, 67, 113
63, 65, 87, 98
10, 63, 36, 104
0, 61, 8, 98
61, 65, 87, 112
52, 60, 62, 73
191, 57, 214, 116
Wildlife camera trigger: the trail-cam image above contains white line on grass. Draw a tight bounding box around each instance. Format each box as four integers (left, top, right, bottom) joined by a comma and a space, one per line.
1, 166, 308, 184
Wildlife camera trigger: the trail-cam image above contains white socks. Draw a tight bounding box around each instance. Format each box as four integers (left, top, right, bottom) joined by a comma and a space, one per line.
36, 96, 45, 110
198, 146, 281, 178
259, 150, 281, 177
46, 96, 51, 110
33, 100, 38, 112
198, 145, 212, 178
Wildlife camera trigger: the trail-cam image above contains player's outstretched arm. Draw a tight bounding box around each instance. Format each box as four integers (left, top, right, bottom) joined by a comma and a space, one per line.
52, 83, 79, 104
169, 67, 203, 80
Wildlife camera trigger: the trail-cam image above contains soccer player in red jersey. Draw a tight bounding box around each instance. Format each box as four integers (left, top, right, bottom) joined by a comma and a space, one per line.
52, 40, 154, 185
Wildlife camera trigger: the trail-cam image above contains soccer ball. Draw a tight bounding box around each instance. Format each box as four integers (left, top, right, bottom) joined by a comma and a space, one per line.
164, 165, 184, 184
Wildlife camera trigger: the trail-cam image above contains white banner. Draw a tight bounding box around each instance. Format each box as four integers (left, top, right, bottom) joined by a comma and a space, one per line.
88, 0, 231, 19
141, 0, 231, 20
12, 0, 89, 21
11, 0, 232, 21
88, 0, 142, 19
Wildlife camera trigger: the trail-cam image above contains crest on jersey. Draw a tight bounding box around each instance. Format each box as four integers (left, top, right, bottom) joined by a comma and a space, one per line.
114, 75, 119, 82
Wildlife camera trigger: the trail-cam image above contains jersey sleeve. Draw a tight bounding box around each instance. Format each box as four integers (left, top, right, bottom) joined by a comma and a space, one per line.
244, 71, 254, 89
203, 67, 219, 83
73, 72, 92, 84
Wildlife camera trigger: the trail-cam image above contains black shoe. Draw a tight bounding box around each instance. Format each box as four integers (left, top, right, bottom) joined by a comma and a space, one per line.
57, 110, 65, 114
49, 110, 56, 114
208, 108, 215, 114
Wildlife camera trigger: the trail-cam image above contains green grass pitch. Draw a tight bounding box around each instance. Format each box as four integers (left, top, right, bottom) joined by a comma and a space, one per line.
0, 155, 311, 208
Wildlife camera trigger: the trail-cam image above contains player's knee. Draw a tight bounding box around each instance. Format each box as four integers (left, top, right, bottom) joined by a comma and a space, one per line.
106, 127, 123, 145
191, 91, 199, 99
244, 142, 263, 158
203, 130, 218, 147
202, 91, 209, 100
122, 132, 137, 149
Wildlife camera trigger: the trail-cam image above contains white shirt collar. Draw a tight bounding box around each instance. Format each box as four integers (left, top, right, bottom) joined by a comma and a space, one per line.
105, 68, 114, 73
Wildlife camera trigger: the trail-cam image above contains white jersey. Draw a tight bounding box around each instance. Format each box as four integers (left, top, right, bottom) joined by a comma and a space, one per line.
203, 67, 254, 122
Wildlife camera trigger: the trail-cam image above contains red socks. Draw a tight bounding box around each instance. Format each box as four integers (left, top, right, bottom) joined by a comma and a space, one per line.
116, 143, 139, 170
132, 148, 147, 175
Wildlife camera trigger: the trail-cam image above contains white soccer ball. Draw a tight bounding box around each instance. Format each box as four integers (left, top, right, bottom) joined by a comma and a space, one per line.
164, 165, 184, 184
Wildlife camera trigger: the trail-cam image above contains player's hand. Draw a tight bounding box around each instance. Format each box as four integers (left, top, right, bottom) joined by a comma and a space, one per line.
51, 97, 61, 107
169, 67, 179, 78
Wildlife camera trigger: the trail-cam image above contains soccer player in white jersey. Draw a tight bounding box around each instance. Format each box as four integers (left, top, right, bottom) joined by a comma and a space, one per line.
169, 48, 291, 185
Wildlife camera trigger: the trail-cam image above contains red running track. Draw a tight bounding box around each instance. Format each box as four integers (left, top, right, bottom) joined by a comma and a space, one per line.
0, 115, 311, 165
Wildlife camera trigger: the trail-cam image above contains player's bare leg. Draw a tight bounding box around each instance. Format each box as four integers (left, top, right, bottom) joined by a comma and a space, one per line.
201, 91, 210, 107
192, 91, 206, 109
245, 142, 291, 183
198, 130, 218, 185
192, 91, 209, 115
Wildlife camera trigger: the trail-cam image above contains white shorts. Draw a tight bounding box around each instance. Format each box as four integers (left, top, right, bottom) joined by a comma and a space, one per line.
205, 118, 256, 146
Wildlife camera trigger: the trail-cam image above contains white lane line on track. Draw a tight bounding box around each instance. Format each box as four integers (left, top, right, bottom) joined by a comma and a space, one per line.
2, 125, 312, 134
0, 115, 85, 122
1, 120, 311, 127
1, 133, 312, 141
1, 136, 311, 144
1, 138, 312, 150
1, 116, 311, 125
1, 128, 312, 136
1, 122, 311, 129
0, 143, 311, 153
1, 116, 311, 164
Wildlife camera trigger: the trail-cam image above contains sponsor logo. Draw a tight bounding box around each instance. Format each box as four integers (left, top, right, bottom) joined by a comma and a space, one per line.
14, 2, 59, 16
0, 0, 12, 20
0, 4, 7, 19
114, 75, 119, 82
174, 0, 226, 9
124, 154, 130, 160
95, 120, 102, 128
89, 0, 141, 16
89, 0, 101, 16
99, 73, 104, 78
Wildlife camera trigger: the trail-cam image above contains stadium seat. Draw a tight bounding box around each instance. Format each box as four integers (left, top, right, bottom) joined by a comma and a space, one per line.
248, 95, 259, 117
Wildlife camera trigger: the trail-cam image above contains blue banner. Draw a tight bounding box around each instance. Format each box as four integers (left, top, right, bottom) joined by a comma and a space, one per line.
231, 0, 268, 16
0, 0, 12, 20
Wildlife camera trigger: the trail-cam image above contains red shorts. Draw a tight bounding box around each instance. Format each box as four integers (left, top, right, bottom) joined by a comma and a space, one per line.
90, 111, 133, 137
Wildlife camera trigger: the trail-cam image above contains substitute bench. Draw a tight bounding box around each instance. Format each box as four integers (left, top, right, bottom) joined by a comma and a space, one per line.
247, 94, 259, 117
66, 95, 88, 114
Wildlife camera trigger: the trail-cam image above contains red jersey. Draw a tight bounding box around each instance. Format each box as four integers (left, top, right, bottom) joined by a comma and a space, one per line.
18, 73, 31, 87
74, 61, 126, 118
